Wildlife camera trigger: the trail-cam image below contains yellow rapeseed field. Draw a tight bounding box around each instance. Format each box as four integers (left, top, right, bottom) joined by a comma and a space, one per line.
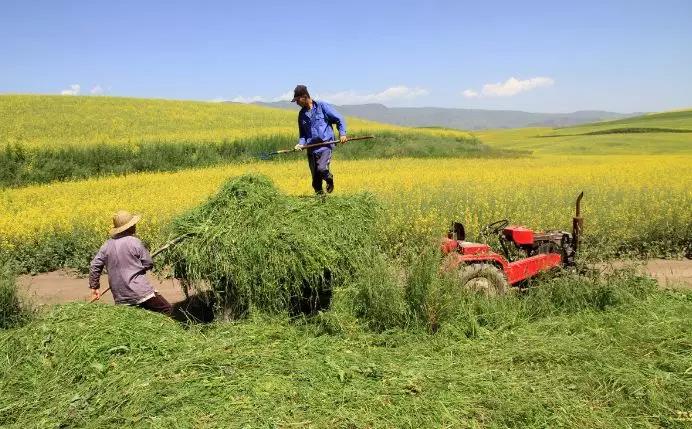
1, 155, 690, 256
0, 95, 471, 149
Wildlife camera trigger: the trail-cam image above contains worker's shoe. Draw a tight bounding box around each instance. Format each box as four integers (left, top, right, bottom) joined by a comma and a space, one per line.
326, 178, 334, 194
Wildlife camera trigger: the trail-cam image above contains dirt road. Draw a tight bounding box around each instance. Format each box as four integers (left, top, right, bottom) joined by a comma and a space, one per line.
18, 271, 187, 306
641, 259, 692, 289
17, 259, 691, 307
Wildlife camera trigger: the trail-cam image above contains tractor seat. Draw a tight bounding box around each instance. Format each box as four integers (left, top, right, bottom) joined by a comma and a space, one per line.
458, 242, 492, 255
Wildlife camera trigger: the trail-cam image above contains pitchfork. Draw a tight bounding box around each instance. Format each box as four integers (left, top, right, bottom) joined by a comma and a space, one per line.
258, 135, 375, 160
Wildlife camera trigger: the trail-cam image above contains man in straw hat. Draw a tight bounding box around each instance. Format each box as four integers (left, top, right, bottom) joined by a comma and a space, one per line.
291, 84, 347, 195
89, 210, 172, 315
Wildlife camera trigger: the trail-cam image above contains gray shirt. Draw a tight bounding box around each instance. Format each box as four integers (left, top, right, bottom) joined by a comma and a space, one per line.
89, 235, 155, 305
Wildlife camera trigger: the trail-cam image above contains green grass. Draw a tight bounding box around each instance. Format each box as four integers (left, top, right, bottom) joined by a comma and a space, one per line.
0, 131, 519, 188
477, 109, 692, 155
0, 259, 32, 329
560, 109, 692, 133
1, 271, 690, 428
580, 127, 692, 135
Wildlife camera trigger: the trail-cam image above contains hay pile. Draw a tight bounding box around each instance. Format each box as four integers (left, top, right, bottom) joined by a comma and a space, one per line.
161, 174, 379, 317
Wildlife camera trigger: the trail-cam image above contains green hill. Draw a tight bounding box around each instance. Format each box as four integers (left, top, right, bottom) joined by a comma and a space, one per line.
557, 109, 692, 133
477, 109, 692, 155
0, 95, 509, 188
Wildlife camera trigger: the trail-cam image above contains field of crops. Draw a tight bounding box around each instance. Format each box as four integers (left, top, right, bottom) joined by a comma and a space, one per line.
0, 98, 691, 272
0, 154, 690, 273
1, 95, 497, 187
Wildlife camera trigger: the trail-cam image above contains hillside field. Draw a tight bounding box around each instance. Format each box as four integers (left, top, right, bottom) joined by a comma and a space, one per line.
1, 95, 502, 187
475, 109, 692, 154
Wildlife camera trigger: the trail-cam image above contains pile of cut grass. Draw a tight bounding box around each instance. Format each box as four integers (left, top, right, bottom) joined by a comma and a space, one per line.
161, 174, 380, 317
1, 271, 689, 427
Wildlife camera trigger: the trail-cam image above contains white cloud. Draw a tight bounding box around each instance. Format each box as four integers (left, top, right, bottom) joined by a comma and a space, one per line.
60, 84, 81, 96
209, 97, 227, 103
318, 86, 429, 105
225, 85, 429, 106
272, 91, 294, 102
90, 85, 104, 95
230, 95, 265, 103
463, 76, 555, 98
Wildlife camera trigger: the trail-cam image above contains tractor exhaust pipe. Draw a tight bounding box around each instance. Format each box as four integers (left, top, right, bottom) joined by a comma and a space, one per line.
572, 192, 584, 252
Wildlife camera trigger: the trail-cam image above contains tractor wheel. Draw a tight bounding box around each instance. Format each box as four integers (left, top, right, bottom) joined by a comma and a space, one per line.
456, 264, 509, 296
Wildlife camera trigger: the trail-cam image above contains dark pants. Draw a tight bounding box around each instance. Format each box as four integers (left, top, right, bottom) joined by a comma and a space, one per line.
307, 149, 333, 193
137, 292, 173, 316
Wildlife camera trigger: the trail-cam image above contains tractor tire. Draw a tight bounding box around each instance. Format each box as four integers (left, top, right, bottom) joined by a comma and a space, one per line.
456, 263, 509, 297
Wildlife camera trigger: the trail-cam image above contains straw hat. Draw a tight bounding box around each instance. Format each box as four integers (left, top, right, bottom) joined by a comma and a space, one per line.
110, 210, 141, 237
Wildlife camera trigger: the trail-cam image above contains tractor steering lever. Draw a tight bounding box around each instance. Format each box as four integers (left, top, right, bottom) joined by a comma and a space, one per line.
481, 219, 509, 237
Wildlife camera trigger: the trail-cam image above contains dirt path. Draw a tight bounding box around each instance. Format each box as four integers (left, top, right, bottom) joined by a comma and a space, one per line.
641, 259, 692, 289
17, 259, 691, 307
18, 271, 187, 306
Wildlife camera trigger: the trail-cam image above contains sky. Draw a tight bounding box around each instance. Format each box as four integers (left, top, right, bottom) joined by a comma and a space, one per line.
1, 0, 691, 113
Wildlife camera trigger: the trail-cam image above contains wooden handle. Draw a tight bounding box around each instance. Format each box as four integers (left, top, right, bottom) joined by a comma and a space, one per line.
299, 135, 375, 150
89, 286, 111, 303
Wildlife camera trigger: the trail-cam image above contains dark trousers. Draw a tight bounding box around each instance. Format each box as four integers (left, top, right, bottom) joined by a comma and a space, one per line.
307, 149, 333, 193
137, 293, 173, 316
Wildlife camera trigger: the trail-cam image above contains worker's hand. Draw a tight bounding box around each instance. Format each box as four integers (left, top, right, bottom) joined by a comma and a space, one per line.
294, 144, 303, 151
90, 289, 100, 301
339, 135, 348, 144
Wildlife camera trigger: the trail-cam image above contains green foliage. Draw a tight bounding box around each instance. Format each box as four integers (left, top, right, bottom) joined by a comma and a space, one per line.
340, 254, 410, 332
0, 259, 32, 329
1, 276, 689, 427
0, 136, 291, 188
0, 131, 517, 188
563, 109, 692, 132
581, 127, 692, 135
478, 109, 692, 155
334, 132, 525, 160
161, 174, 380, 317
337, 239, 661, 335
5, 228, 102, 275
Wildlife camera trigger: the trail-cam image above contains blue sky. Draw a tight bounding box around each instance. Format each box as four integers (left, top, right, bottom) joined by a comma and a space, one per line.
2, 0, 691, 112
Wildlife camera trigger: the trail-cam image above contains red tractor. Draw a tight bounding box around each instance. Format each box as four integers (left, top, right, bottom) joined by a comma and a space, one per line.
441, 192, 584, 295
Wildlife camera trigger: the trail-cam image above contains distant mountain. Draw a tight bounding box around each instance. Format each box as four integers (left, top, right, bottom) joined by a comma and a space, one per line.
247, 101, 641, 130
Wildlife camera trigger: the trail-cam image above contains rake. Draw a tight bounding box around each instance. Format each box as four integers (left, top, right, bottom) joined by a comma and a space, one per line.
258, 135, 375, 160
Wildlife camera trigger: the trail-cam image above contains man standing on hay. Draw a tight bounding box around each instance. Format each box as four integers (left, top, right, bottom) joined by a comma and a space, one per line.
292, 84, 347, 195
89, 211, 173, 316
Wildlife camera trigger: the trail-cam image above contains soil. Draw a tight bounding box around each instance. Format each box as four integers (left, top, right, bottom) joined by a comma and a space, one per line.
17, 259, 692, 307
18, 271, 187, 306
622, 259, 692, 289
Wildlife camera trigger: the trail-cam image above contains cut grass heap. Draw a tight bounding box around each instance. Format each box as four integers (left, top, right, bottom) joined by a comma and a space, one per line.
161, 174, 379, 317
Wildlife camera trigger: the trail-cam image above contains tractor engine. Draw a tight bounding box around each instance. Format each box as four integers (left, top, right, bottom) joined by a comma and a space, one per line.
501, 226, 576, 266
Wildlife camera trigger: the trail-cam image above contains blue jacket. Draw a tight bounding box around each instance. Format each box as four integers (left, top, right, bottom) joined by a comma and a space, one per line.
297, 100, 347, 153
